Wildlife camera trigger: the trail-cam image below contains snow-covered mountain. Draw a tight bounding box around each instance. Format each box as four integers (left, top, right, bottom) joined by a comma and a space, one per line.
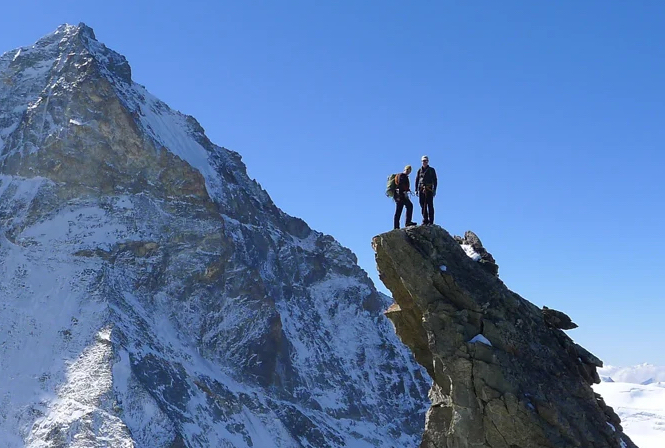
0, 24, 429, 447
594, 379, 665, 448
599, 364, 665, 385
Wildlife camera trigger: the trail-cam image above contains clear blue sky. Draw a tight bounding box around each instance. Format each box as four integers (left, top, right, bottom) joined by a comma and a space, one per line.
2, 1, 663, 366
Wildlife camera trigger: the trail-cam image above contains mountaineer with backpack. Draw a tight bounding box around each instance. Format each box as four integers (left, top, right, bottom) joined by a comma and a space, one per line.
415, 155, 437, 225
387, 165, 417, 230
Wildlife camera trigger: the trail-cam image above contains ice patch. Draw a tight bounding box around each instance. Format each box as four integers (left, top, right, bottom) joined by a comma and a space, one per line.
469, 334, 492, 346
461, 244, 481, 261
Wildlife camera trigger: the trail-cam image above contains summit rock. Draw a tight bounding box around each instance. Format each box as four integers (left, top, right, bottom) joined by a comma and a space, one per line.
373, 225, 637, 448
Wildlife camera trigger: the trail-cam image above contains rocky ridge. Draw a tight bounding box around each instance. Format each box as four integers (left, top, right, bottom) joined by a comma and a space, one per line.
373, 225, 637, 448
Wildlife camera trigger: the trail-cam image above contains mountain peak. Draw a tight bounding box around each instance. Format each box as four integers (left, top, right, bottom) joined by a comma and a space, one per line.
27, 22, 131, 84
48, 22, 96, 41
76, 22, 97, 39
26, 22, 98, 53
0, 25, 429, 447
0, 22, 134, 166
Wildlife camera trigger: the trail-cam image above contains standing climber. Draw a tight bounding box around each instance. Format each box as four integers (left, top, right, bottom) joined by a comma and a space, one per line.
394, 165, 417, 230
415, 155, 437, 225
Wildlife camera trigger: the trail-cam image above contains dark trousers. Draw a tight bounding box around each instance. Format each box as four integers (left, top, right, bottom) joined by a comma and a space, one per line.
419, 189, 434, 224
394, 194, 413, 229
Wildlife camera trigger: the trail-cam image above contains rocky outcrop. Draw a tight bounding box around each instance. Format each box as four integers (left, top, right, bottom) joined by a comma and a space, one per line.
542, 306, 579, 330
454, 231, 498, 277
373, 225, 637, 448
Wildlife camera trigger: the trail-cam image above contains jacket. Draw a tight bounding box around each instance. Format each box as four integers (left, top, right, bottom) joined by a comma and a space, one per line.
415, 166, 437, 192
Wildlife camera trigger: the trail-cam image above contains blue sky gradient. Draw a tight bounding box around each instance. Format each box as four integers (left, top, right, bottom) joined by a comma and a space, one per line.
1, 1, 663, 366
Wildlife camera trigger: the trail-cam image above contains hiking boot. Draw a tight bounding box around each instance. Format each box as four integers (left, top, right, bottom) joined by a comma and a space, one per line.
406, 221, 417, 227
421, 220, 429, 226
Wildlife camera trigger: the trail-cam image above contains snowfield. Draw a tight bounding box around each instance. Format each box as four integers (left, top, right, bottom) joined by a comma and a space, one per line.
594, 365, 665, 448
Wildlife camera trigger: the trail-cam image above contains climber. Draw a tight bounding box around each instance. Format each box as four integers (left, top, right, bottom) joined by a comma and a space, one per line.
415, 155, 437, 225
394, 165, 417, 230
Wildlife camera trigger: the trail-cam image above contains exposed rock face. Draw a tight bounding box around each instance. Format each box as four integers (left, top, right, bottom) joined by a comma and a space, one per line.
454, 231, 498, 277
0, 24, 429, 447
373, 225, 637, 448
542, 306, 579, 330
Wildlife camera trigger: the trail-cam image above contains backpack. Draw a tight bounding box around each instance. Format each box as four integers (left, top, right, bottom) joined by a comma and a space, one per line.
385, 173, 400, 198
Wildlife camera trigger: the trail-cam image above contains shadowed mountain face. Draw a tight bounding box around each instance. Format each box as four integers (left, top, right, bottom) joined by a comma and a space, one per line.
0, 24, 429, 447
373, 226, 637, 448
